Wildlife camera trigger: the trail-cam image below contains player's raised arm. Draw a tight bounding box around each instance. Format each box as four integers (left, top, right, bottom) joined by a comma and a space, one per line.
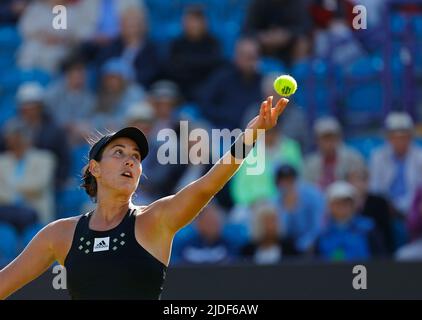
156, 96, 290, 234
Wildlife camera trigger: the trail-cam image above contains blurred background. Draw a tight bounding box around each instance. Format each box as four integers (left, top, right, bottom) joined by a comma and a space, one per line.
1, 0, 422, 289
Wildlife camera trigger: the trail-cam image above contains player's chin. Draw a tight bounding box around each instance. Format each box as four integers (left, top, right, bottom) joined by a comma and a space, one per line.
117, 179, 138, 193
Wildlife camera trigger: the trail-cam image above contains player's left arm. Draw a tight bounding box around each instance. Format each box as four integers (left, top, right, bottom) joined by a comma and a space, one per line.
155, 96, 289, 234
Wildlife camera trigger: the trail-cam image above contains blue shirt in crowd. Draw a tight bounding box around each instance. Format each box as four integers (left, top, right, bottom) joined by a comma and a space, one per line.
274, 181, 325, 253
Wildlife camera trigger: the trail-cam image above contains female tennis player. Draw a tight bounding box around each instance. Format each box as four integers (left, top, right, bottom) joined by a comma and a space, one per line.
0, 96, 289, 299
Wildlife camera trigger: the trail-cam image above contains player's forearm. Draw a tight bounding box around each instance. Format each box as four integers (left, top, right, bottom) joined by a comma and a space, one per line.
198, 150, 243, 197
197, 130, 258, 197
162, 134, 252, 232
0, 262, 23, 300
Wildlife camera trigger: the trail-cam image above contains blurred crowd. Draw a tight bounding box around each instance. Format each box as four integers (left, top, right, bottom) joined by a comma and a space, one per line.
1, 0, 422, 267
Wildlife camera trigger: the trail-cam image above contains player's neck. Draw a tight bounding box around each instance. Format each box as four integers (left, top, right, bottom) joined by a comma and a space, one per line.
94, 195, 131, 224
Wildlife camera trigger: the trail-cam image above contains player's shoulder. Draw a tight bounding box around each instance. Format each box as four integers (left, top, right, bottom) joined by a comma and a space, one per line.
45, 215, 82, 236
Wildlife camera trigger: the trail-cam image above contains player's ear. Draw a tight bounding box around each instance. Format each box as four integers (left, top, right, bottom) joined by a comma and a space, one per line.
89, 160, 101, 178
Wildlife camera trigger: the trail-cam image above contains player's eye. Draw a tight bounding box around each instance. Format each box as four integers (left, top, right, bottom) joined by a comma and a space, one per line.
115, 149, 123, 156
133, 153, 141, 161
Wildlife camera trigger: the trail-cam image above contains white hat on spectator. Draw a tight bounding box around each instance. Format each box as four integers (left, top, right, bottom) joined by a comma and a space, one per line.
326, 181, 357, 202
385, 112, 414, 132
314, 116, 341, 136
126, 101, 156, 123
16, 82, 45, 105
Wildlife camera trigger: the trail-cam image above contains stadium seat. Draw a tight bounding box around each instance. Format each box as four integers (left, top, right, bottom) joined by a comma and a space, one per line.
390, 12, 407, 35
291, 59, 334, 119
222, 222, 250, 251
258, 57, 287, 75
20, 223, 44, 249
0, 68, 51, 95
56, 187, 90, 219
171, 224, 196, 264
0, 93, 17, 128
342, 56, 384, 127
70, 143, 90, 178
0, 223, 19, 264
0, 26, 21, 50
345, 136, 384, 161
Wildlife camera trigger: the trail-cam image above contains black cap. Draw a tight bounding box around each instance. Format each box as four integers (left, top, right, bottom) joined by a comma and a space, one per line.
275, 164, 298, 181
89, 127, 149, 161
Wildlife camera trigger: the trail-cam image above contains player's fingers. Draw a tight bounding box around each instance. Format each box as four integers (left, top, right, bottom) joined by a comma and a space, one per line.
265, 98, 272, 127
267, 96, 275, 124
274, 98, 289, 116
258, 100, 266, 125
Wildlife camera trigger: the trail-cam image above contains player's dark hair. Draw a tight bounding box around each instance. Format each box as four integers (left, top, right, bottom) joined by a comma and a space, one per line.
80, 135, 106, 202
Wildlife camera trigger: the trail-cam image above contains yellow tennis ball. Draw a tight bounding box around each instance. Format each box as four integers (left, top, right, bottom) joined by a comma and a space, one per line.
273, 75, 297, 97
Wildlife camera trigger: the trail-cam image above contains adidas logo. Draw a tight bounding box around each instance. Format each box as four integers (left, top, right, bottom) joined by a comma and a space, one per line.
96, 241, 107, 248
93, 237, 110, 252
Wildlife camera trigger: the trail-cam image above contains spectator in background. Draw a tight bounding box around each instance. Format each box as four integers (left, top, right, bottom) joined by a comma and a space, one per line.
274, 164, 325, 255
346, 167, 395, 254
317, 181, 386, 261
12, 82, 70, 189
369, 112, 422, 216
138, 80, 186, 201
310, 0, 366, 65
177, 203, 236, 265
148, 80, 182, 135
304, 117, 365, 190
0, 119, 55, 226
173, 120, 213, 194
93, 58, 145, 131
97, 7, 161, 88
17, 0, 89, 73
244, 0, 311, 65
230, 124, 302, 206
310, 0, 355, 30
165, 5, 223, 101
125, 101, 156, 141
124, 100, 157, 205
44, 56, 96, 146
0, 0, 28, 26
78, 0, 144, 61
240, 201, 297, 265
198, 37, 262, 130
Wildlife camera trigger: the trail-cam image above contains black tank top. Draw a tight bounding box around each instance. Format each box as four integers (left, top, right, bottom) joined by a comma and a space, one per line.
64, 209, 167, 299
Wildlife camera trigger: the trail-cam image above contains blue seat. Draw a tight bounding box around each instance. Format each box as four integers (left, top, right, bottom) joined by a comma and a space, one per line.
345, 136, 384, 161
19, 69, 51, 87
171, 224, 196, 264
258, 57, 287, 75
0, 93, 17, 128
222, 222, 250, 251
390, 12, 407, 35
413, 15, 422, 38
0, 223, 19, 263
0, 51, 15, 70
56, 187, 90, 219
21, 223, 44, 249
342, 56, 384, 127
0, 68, 51, 95
0, 26, 21, 50
291, 59, 334, 118
70, 143, 90, 178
